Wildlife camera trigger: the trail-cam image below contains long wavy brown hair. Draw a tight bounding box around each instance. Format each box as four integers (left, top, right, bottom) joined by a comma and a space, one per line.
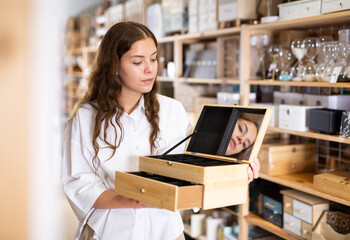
69, 22, 160, 172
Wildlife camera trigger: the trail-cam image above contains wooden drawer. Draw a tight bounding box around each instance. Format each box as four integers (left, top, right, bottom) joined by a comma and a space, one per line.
293, 199, 312, 224
299, 0, 321, 17
259, 143, 316, 176
284, 212, 301, 236
140, 154, 248, 184
115, 171, 203, 212
301, 221, 312, 240
283, 195, 293, 215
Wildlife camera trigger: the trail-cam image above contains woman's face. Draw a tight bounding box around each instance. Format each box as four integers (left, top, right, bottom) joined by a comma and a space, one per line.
225, 118, 258, 156
117, 37, 158, 97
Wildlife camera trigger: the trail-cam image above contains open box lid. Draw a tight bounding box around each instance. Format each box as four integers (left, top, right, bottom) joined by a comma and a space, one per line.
161, 104, 272, 164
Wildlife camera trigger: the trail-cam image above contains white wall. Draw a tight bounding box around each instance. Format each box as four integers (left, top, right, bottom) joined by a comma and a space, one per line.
29, 1, 103, 239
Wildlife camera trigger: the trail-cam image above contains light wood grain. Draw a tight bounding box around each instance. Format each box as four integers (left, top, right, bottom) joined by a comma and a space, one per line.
247, 10, 350, 32
249, 80, 350, 88
268, 127, 350, 144
115, 171, 203, 211
245, 214, 302, 240
260, 172, 350, 207
178, 77, 240, 84
313, 170, 350, 202
259, 143, 316, 176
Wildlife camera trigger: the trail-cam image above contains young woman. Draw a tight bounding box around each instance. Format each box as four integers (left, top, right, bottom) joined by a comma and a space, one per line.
62, 21, 260, 240
225, 117, 258, 156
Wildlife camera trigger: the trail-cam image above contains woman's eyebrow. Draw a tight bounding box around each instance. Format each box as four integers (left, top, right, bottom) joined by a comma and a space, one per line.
243, 122, 248, 134
130, 51, 158, 58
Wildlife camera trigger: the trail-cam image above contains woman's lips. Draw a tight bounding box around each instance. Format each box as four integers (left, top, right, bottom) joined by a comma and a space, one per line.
143, 78, 154, 84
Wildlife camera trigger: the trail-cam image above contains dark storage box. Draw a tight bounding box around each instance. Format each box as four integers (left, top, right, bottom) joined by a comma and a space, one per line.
308, 108, 344, 134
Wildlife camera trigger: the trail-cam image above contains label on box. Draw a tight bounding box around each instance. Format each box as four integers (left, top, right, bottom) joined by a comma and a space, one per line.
330, 67, 341, 83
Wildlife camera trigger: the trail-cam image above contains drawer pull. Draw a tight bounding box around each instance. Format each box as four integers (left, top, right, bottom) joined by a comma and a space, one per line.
265, 202, 277, 208
167, 161, 173, 166
140, 188, 145, 193
340, 2, 343, 8
292, 147, 296, 153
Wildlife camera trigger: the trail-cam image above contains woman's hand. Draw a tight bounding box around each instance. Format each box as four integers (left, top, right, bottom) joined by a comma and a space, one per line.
248, 157, 260, 183
130, 199, 156, 209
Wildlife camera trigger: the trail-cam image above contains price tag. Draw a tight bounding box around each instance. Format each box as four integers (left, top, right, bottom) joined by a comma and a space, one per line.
330, 67, 341, 83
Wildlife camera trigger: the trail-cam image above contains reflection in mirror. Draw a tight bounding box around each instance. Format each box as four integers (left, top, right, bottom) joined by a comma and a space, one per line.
225, 112, 264, 160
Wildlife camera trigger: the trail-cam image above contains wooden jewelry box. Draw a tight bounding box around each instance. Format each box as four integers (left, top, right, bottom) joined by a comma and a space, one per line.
115, 105, 272, 211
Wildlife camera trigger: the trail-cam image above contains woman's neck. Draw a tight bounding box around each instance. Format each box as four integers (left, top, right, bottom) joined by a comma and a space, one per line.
118, 91, 142, 115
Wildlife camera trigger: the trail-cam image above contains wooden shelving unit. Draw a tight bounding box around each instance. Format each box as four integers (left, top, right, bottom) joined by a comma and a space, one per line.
249, 80, 350, 88
178, 77, 240, 85
239, 10, 350, 240
259, 172, 350, 207
268, 127, 350, 144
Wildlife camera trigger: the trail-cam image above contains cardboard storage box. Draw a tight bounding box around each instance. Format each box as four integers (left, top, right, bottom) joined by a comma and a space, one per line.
305, 94, 350, 111
279, 105, 322, 131
259, 143, 316, 176
115, 105, 272, 211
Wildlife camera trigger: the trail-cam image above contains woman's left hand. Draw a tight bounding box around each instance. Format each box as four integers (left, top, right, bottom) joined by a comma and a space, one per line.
248, 157, 260, 183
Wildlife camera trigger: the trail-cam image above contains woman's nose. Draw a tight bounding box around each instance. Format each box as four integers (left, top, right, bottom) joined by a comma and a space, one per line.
144, 60, 153, 73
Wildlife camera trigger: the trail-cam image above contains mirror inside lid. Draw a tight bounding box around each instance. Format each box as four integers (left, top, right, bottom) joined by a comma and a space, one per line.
186, 105, 239, 156
186, 105, 270, 163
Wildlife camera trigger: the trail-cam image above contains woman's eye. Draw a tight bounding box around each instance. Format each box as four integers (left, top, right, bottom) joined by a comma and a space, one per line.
133, 62, 142, 65
151, 58, 157, 62
243, 142, 246, 149
238, 125, 243, 133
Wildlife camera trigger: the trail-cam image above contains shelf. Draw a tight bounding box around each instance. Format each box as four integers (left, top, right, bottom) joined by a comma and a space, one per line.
221, 207, 239, 217
157, 26, 241, 43
268, 127, 350, 144
245, 214, 301, 240
157, 35, 179, 43
157, 76, 175, 82
247, 10, 350, 32
249, 80, 350, 88
259, 172, 350, 207
179, 77, 240, 85
179, 27, 241, 42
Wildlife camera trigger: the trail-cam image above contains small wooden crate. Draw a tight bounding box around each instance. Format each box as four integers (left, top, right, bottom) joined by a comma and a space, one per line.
312, 210, 350, 240
259, 143, 316, 176
115, 105, 272, 211
281, 189, 329, 239
313, 170, 350, 202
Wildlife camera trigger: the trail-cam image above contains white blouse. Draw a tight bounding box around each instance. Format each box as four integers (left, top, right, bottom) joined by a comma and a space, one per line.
62, 94, 192, 240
